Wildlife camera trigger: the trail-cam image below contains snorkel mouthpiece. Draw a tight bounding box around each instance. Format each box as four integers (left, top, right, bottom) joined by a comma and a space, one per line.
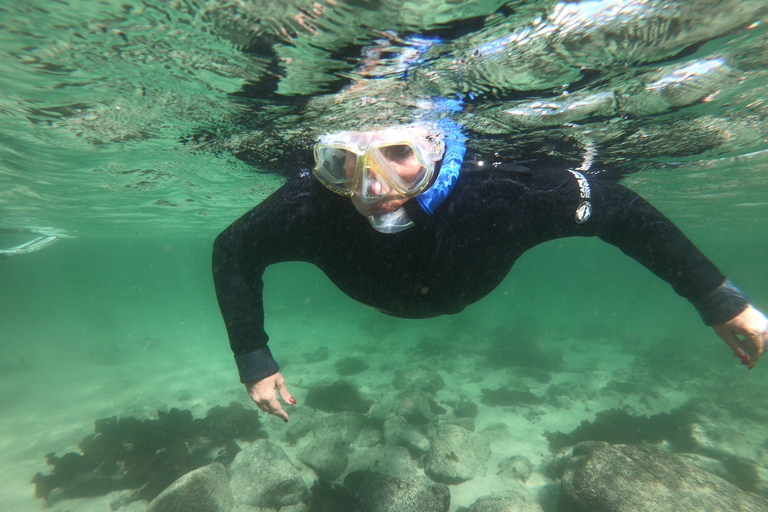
367, 208, 415, 233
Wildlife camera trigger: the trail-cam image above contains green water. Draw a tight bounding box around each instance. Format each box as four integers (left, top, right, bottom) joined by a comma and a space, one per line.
2, 0, 768, 510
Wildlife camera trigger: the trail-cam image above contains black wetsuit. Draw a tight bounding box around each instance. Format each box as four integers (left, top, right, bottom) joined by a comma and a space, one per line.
212, 166, 750, 383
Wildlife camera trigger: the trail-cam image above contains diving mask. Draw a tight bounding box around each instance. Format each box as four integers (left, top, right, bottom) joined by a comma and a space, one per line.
313, 125, 445, 202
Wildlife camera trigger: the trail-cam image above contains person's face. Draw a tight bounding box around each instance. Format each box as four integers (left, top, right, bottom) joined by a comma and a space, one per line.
347, 144, 424, 216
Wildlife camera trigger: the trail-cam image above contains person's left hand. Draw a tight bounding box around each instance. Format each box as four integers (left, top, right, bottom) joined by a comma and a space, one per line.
713, 305, 768, 369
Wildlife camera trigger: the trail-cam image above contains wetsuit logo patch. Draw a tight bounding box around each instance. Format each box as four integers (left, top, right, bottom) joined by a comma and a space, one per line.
567, 169, 591, 199
575, 201, 592, 224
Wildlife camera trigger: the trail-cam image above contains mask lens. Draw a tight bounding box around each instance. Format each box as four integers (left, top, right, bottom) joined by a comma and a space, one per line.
314, 146, 355, 194
370, 144, 430, 194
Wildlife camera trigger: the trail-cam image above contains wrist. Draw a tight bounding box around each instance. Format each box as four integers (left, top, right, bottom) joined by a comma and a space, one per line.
235, 346, 280, 383
691, 279, 750, 326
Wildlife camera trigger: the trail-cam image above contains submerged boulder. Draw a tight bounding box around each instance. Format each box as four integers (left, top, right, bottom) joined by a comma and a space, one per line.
314, 411, 366, 446
496, 455, 534, 482
344, 470, 450, 512
425, 424, 491, 485
383, 415, 430, 456
560, 443, 768, 512
465, 490, 544, 512
146, 463, 233, 512
298, 438, 348, 480
370, 390, 441, 426
228, 439, 307, 508
393, 367, 445, 395
345, 445, 420, 481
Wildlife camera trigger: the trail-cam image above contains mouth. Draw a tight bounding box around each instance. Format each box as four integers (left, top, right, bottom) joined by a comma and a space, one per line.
352, 195, 406, 215
364, 200, 404, 214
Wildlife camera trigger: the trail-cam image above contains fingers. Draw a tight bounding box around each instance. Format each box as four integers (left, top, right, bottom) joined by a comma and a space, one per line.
714, 325, 753, 368
257, 398, 289, 423
719, 305, 768, 368
275, 373, 298, 406
245, 373, 295, 423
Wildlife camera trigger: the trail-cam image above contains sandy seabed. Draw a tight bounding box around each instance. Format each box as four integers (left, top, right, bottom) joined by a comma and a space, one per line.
4, 298, 766, 512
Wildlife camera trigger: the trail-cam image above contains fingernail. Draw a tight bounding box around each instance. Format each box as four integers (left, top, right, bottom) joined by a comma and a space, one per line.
738, 354, 750, 365
289, 397, 297, 405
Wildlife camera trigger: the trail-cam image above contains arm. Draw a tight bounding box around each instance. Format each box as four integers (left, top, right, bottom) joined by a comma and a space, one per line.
535, 169, 766, 366
212, 175, 319, 420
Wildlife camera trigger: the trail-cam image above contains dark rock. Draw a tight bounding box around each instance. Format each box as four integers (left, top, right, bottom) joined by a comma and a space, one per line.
308, 480, 356, 512
146, 463, 233, 512
344, 470, 450, 512
228, 439, 308, 508
465, 490, 544, 512
452, 400, 479, 419
354, 423, 383, 448
285, 409, 317, 445
204, 402, 266, 443
425, 424, 491, 485
334, 357, 369, 376
546, 382, 589, 409
305, 380, 372, 414
370, 390, 440, 426
496, 455, 533, 482
547, 400, 765, 480
383, 415, 430, 456
298, 439, 348, 480
480, 387, 545, 407
393, 368, 445, 395
543, 406, 691, 452
346, 445, 420, 481
304, 346, 329, 363
314, 411, 366, 446
560, 443, 768, 512
541, 442, 609, 480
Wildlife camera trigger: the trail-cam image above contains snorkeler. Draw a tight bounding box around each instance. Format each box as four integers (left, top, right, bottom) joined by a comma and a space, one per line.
212, 122, 768, 422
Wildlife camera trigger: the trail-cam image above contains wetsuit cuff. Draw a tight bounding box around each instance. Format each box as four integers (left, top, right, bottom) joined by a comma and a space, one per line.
234, 347, 280, 383
691, 279, 751, 326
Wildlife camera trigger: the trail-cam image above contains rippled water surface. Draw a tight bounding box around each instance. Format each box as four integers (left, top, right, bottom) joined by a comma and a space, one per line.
2, 1, 768, 511
3, 0, 768, 234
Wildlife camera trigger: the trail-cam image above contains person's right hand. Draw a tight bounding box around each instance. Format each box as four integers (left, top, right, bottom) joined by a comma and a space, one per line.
244, 372, 296, 422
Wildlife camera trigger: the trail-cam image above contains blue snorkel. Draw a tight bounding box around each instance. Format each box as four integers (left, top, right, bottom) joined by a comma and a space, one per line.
354, 35, 467, 233
416, 117, 466, 215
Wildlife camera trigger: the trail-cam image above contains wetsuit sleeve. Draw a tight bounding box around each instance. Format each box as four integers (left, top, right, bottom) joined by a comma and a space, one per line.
530, 169, 750, 325
212, 176, 315, 383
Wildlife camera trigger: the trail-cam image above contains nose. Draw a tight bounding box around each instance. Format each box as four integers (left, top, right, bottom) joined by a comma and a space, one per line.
366, 172, 384, 197
359, 166, 392, 202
